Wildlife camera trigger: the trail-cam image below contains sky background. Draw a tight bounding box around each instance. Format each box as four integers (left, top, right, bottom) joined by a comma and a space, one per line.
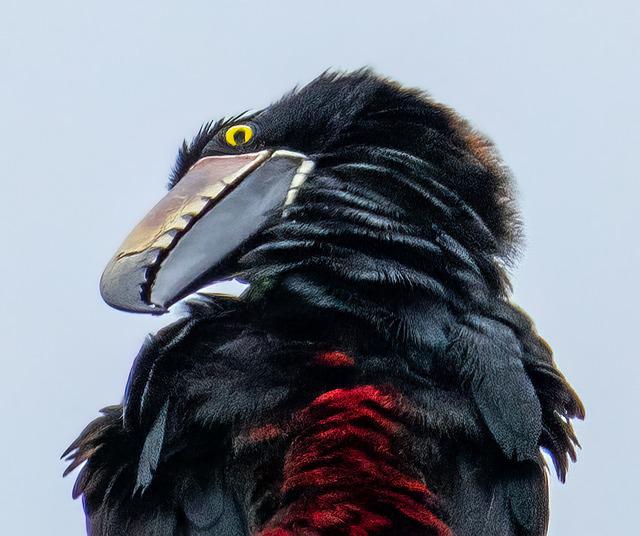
1, 1, 638, 534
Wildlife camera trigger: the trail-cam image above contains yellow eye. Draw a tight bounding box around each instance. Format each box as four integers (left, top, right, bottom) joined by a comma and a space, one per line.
225, 124, 254, 147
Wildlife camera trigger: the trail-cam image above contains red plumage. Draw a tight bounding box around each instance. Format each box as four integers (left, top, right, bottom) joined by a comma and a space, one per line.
260, 383, 451, 535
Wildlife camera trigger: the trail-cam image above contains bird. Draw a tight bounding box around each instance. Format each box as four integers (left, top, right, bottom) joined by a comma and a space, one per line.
64, 69, 584, 535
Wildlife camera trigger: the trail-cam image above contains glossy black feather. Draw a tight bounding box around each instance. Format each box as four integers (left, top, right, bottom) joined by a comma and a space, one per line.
66, 69, 582, 535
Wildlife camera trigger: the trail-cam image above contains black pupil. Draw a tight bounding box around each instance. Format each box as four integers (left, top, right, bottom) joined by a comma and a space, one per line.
233, 129, 246, 145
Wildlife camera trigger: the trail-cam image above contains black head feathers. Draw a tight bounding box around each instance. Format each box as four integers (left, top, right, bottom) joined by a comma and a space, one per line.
173, 70, 521, 270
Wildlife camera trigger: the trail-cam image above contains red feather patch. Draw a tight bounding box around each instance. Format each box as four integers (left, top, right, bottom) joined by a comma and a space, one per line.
314, 351, 355, 368
259, 383, 451, 535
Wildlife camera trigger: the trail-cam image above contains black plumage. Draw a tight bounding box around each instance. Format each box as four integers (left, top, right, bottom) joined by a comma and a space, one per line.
65, 70, 583, 535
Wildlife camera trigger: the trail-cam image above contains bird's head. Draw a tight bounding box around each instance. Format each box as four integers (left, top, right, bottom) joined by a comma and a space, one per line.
101, 70, 521, 315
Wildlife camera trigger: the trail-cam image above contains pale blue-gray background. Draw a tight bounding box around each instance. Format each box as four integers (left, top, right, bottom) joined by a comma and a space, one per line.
1, 1, 637, 534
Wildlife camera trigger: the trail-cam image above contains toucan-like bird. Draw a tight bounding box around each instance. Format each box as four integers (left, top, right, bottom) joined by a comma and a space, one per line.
64, 70, 583, 535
